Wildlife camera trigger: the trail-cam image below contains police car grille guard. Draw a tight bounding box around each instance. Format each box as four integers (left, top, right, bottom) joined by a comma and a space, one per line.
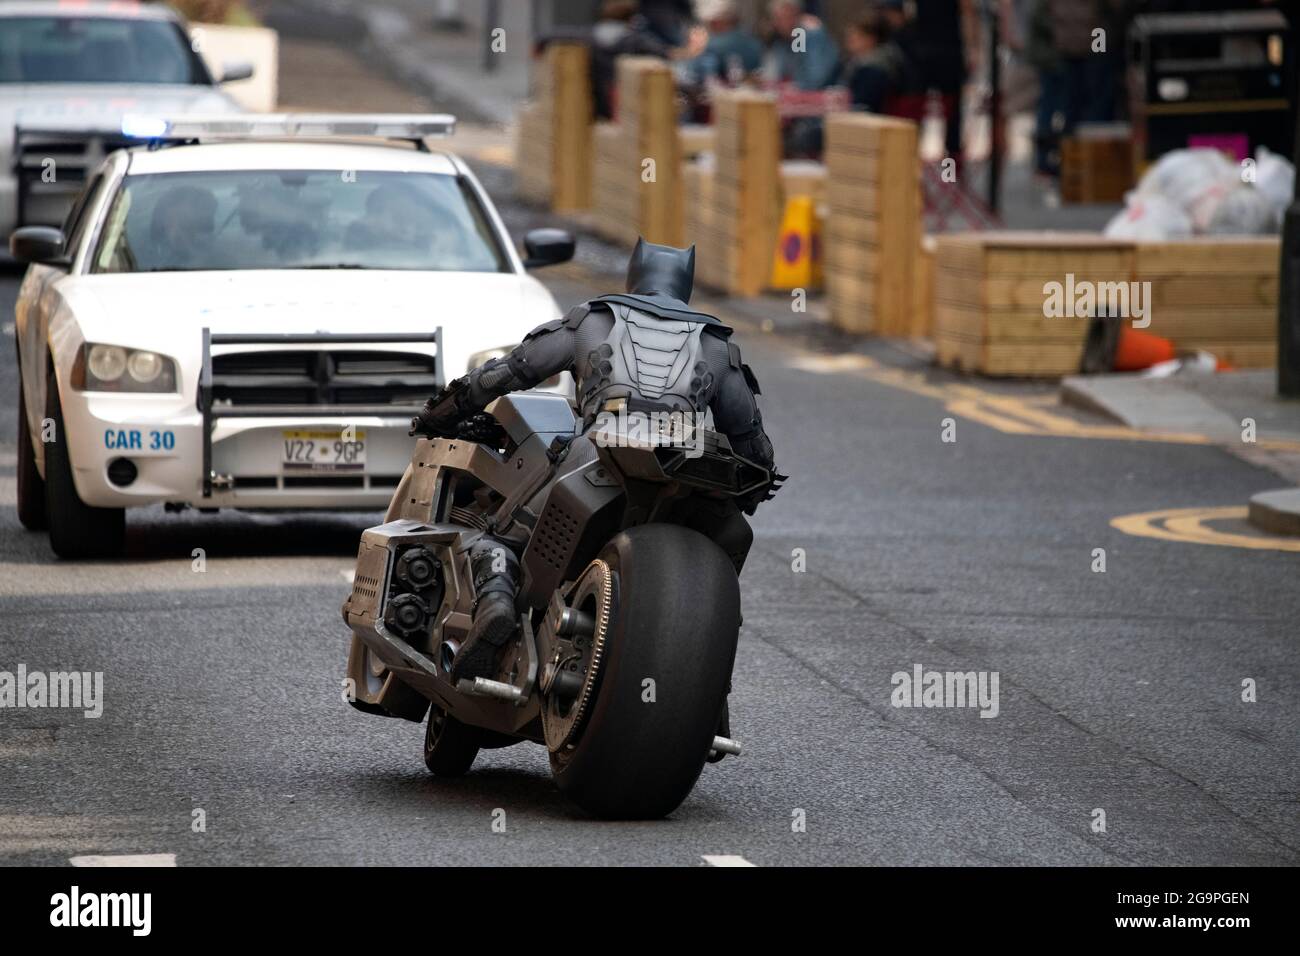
197, 328, 444, 498
13, 126, 135, 226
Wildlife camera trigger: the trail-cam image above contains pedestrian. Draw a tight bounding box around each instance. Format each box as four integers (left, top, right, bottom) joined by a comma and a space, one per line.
764, 0, 840, 91
1047, 0, 1121, 133
637, 0, 695, 48
589, 0, 673, 119
911, 0, 975, 165
687, 0, 765, 85
1025, 0, 1065, 178
842, 10, 903, 114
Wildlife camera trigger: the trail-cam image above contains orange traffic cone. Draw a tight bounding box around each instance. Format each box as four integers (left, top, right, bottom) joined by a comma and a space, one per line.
1113, 326, 1176, 371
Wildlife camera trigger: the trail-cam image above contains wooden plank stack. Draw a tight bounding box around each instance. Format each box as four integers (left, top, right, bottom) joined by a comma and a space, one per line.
514, 42, 592, 211
591, 57, 682, 247
1059, 124, 1133, 205
929, 233, 1282, 376
683, 156, 720, 286
1135, 238, 1279, 368
700, 90, 780, 296
780, 160, 827, 207
824, 113, 921, 336
591, 121, 639, 246
913, 235, 936, 340
933, 232, 1132, 377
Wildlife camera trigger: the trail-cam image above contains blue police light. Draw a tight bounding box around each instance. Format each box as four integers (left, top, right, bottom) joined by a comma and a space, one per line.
121, 115, 170, 139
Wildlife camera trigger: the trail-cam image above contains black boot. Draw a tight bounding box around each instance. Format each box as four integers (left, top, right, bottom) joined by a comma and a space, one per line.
450, 539, 520, 682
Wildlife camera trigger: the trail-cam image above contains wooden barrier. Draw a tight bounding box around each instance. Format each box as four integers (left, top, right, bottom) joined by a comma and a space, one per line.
1059, 125, 1133, 205
1135, 238, 1279, 369
933, 233, 1130, 377
930, 234, 1280, 376
590, 57, 682, 247
515, 43, 592, 211
824, 114, 921, 336
913, 235, 936, 340
684, 157, 718, 283
687, 90, 781, 296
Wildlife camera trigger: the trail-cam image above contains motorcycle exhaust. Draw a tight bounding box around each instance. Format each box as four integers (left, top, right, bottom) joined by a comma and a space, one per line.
456, 676, 525, 704
709, 735, 742, 759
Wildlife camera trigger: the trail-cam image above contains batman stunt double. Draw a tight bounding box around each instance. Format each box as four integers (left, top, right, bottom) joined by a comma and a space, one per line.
343, 239, 781, 818
415, 239, 779, 681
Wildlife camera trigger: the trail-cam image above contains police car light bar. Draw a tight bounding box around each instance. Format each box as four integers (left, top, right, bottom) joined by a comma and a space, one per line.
119, 113, 457, 144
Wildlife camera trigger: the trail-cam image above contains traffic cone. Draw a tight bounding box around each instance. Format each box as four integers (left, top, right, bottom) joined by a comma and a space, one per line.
769, 195, 822, 291
1112, 326, 1176, 371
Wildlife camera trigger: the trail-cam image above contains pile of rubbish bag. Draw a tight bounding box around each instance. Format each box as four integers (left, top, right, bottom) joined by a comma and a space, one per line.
1104, 147, 1294, 240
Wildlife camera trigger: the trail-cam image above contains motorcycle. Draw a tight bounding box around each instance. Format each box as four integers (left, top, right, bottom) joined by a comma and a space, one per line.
341, 391, 776, 819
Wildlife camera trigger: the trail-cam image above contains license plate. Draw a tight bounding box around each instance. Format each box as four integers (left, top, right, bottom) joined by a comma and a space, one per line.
281, 429, 367, 472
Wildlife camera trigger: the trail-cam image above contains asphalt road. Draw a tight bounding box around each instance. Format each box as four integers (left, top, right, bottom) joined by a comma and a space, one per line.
1, 34, 1297, 867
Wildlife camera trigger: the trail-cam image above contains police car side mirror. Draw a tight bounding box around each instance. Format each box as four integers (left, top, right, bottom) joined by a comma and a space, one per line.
9, 226, 69, 268
522, 228, 575, 269
219, 61, 255, 84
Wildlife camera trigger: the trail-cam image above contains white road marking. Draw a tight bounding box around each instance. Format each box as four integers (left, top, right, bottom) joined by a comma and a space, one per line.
340, 569, 355, 584
70, 853, 176, 867
2, 323, 14, 337
701, 854, 756, 867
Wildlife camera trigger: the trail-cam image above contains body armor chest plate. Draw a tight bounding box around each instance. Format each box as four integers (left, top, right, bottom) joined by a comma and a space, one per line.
579, 305, 712, 416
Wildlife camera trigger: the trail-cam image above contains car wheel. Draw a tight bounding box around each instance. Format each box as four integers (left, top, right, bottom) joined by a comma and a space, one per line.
43, 369, 125, 560
16, 370, 47, 530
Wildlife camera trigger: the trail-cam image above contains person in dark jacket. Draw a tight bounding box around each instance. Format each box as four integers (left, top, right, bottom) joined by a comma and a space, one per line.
842, 10, 904, 113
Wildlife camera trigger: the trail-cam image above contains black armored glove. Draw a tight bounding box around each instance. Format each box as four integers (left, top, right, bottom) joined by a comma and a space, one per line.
739, 467, 787, 516
456, 412, 505, 446
411, 376, 470, 439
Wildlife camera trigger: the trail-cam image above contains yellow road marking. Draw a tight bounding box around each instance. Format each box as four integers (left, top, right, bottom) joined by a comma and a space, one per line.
786, 349, 1300, 451
1110, 506, 1300, 552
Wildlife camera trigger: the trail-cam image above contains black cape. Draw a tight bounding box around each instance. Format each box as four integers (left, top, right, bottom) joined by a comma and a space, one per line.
588, 292, 731, 331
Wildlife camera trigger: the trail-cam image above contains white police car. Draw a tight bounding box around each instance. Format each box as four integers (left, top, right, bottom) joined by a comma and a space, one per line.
0, 0, 246, 241
11, 114, 576, 558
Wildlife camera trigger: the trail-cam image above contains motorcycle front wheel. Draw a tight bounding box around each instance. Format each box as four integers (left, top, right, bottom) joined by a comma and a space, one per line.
549, 524, 741, 819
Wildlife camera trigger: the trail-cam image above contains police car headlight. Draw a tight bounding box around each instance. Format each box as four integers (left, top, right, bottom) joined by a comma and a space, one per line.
127, 350, 164, 384
87, 345, 127, 382
467, 346, 514, 371
75, 344, 178, 393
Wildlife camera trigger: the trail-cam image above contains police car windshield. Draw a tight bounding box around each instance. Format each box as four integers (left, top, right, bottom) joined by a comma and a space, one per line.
0, 17, 208, 85
92, 170, 511, 274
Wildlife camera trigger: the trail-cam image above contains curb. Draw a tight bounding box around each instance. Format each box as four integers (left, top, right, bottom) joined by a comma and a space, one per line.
1248, 488, 1300, 536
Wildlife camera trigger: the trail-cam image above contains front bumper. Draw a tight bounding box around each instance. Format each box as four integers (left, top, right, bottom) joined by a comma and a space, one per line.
62, 391, 416, 510
61, 329, 444, 511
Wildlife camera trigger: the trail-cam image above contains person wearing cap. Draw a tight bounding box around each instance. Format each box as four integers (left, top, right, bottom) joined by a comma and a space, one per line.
764, 0, 840, 91
687, 0, 764, 83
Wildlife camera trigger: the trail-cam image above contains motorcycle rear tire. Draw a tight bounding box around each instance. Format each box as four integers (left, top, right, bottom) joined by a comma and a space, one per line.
550, 524, 740, 819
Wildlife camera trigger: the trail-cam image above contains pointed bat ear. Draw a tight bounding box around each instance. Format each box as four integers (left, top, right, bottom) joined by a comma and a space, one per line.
627, 237, 647, 292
